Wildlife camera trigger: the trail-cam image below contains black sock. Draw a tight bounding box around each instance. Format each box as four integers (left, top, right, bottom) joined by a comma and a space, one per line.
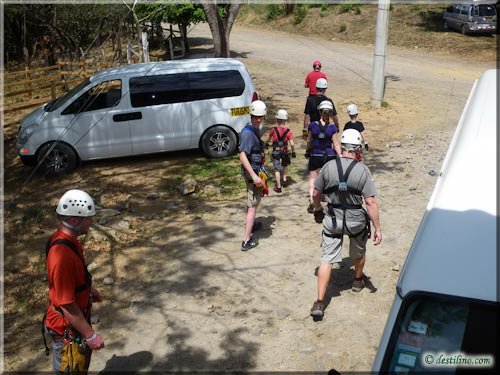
355, 276, 363, 281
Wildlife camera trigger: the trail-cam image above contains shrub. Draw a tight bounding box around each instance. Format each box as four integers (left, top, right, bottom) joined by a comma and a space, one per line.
338, 4, 361, 15
293, 5, 308, 24
339, 23, 347, 33
265, 4, 284, 21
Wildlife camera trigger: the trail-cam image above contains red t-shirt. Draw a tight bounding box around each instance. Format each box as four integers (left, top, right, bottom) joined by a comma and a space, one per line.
305, 71, 328, 95
45, 230, 91, 335
269, 126, 294, 152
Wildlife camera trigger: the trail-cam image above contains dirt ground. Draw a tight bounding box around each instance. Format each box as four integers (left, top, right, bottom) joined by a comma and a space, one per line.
2, 22, 496, 372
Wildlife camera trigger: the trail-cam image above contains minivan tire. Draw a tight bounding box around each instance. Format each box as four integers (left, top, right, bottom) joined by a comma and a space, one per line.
201, 126, 238, 158
37, 142, 78, 176
461, 25, 468, 35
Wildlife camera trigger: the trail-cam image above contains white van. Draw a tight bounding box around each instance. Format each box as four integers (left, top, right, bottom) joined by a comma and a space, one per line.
372, 69, 497, 374
16, 58, 258, 176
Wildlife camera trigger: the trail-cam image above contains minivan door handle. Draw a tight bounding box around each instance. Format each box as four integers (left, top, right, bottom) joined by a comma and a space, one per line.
113, 112, 142, 122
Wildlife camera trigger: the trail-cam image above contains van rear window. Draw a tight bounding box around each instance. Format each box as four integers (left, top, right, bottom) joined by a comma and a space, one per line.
129, 70, 245, 108
381, 293, 498, 374
473, 5, 496, 17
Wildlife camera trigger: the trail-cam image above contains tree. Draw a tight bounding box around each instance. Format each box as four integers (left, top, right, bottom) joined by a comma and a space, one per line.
201, 2, 240, 58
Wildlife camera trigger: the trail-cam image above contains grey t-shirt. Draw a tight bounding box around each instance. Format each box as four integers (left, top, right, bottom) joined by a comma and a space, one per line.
314, 157, 376, 222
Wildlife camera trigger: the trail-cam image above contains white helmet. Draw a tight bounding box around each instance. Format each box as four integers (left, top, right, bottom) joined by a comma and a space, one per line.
347, 103, 359, 115
275, 109, 288, 120
315, 78, 328, 89
250, 100, 267, 116
341, 129, 362, 146
56, 189, 96, 217
318, 100, 333, 111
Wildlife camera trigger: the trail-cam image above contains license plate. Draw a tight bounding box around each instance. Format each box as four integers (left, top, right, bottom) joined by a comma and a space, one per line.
231, 106, 250, 117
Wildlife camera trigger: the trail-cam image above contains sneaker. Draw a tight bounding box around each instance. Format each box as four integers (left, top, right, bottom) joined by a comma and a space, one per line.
274, 186, 282, 193
310, 301, 325, 317
352, 278, 366, 292
307, 202, 315, 213
241, 237, 258, 251
251, 222, 262, 233
282, 180, 289, 187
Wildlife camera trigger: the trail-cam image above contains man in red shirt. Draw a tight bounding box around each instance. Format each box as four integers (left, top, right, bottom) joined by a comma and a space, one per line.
304, 60, 328, 96
44, 189, 104, 373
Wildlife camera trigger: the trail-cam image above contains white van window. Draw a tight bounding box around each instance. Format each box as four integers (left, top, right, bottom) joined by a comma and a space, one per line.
130, 73, 190, 107
461, 6, 469, 15
62, 79, 122, 115
188, 70, 245, 101
381, 294, 497, 373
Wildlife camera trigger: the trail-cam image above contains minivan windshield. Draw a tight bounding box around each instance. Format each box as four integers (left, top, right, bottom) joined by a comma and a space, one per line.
44, 78, 91, 112
472, 4, 496, 17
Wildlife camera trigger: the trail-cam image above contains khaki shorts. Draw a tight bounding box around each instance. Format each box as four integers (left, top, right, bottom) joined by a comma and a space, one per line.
246, 182, 262, 208
320, 215, 368, 264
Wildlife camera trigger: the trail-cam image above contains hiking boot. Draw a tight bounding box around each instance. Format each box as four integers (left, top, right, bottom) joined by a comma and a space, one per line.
251, 222, 262, 233
274, 186, 282, 193
307, 202, 315, 213
241, 237, 258, 251
310, 301, 325, 317
352, 278, 366, 292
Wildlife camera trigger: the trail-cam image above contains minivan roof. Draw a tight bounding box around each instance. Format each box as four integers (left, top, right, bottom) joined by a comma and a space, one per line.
398, 69, 497, 303
90, 58, 246, 82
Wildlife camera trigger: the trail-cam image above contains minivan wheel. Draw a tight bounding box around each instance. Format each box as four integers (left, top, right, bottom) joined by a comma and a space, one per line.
461, 25, 468, 35
37, 142, 78, 176
201, 126, 237, 158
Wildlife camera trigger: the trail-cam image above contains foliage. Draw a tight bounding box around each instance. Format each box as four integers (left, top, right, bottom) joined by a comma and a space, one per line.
339, 23, 347, 33
293, 5, 308, 24
265, 4, 284, 21
338, 4, 362, 15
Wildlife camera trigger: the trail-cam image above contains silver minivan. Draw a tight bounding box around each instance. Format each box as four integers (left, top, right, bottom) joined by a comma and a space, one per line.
17, 58, 258, 176
443, 2, 497, 35
372, 70, 498, 374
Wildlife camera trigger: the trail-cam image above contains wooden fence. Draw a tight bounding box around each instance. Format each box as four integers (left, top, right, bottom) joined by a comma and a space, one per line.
2, 60, 119, 115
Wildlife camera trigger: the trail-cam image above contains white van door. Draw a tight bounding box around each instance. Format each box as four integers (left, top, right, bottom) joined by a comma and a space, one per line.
63, 79, 133, 160
127, 74, 192, 154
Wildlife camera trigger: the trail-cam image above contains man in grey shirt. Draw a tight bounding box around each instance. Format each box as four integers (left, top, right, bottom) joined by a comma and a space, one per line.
310, 129, 382, 318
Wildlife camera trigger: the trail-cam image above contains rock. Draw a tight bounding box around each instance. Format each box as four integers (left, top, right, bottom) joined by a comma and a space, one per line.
91, 314, 100, 324
251, 325, 263, 337
428, 170, 438, 176
97, 208, 121, 218
392, 264, 400, 272
179, 178, 197, 195
299, 344, 316, 353
98, 218, 108, 225
87, 262, 98, 272
215, 308, 225, 316
111, 220, 130, 230
147, 192, 160, 200
276, 308, 291, 320
112, 203, 127, 211
103, 277, 114, 285
387, 141, 401, 148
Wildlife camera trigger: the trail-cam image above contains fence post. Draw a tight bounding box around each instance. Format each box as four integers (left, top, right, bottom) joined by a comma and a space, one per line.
25, 65, 33, 100
51, 80, 56, 99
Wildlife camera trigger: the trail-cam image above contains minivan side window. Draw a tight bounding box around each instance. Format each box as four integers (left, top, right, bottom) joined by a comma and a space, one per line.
461, 6, 469, 15
454, 5, 461, 14
62, 79, 122, 115
188, 70, 245, 101
381, 293, 498, 374
129, 73, 190, 107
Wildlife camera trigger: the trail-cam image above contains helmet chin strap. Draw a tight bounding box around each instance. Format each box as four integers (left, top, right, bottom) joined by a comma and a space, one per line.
61, 218, 84, 235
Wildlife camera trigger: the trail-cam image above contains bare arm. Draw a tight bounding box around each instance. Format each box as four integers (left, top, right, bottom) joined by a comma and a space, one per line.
332, 133, 342, 156
303, 114, 311, 129
364, 196, 382, 245
312, 187, 322, 210
59, 302, 94, 338
239, 151, 262, 187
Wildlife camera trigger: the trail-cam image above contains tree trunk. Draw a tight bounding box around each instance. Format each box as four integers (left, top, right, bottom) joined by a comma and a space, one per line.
179, 23, 189, 54
201, 3, 240, 58
284, 4, 295, 15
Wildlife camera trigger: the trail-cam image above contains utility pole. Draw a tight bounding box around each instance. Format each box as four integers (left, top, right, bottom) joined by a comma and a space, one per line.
371, 0, 390, 108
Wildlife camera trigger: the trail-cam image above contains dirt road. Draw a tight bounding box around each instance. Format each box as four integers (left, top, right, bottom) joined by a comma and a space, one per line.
4, 24, 495, 372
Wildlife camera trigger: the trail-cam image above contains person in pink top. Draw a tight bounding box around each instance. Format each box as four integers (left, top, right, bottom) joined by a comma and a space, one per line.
304, 60, 328, 96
